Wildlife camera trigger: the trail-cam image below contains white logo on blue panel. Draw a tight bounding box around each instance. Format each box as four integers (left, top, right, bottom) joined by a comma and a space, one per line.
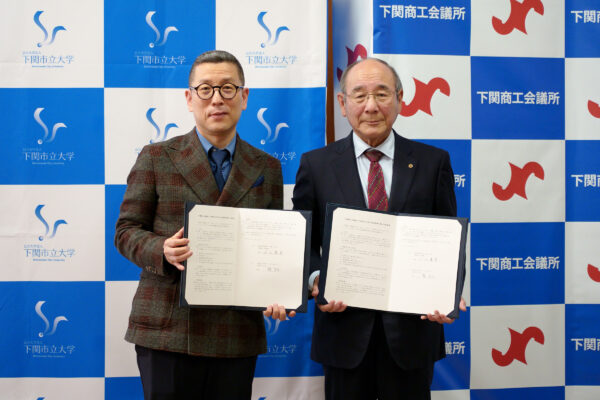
33, 10, 66, 47
257, 108, 288, 145
257, 11, 289, 48
35, 204, 67, 241
146, 108, 178, 144
34, 108, 67, 145
145, 11, 178, 48
35, 300, 68, 337
264, 316, 285, 336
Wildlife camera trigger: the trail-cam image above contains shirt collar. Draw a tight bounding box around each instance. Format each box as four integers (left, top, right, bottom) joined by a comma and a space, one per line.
196, 128, 237, 158
353, 131, 395, 160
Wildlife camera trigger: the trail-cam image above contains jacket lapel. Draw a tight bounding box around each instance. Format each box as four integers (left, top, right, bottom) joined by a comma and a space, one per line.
217, 136, 264, 207
165, 129, 221, 205
388, 132, 417, 212
332, 133, 366, 208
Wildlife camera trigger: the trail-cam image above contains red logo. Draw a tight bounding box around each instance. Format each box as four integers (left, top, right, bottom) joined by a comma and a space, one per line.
400, 77, 450, 117
492, 161, 545, 201
588, 264, 600, 282
588, 100, 600, 119
336, 44, 368, 82
492, 0, 545, 35
492, 326, 545, 366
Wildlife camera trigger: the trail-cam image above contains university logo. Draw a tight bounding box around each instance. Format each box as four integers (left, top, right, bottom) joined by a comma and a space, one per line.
588, 264, 600, 283
491, 326, 545, 366
588, 100, 600, 118
492, 161, 544, 201
492, 0, 544, 35
145, 11, 178, 48
34, 108, 67, 145
33, 10, 66, 47
146, 108, 178, 143
35, 204, 67, 241
257, 108, 289, 145
264, 315, 288, 335
257, 11, 289, 48
336, 44, 368, 82
400, 77, 450, 117
35, 300, 68, 338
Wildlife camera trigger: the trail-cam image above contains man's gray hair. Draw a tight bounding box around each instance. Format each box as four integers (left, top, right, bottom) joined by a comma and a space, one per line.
188, 50, 245, 86
339, 57, 403, 94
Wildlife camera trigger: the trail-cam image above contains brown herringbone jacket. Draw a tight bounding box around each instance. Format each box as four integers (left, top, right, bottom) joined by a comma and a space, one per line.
115, 129, 283, 357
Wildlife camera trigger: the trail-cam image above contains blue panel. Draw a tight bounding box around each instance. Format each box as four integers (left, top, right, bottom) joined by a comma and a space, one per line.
105, 0, 215, 88
236, 88, 326, 184
432, 308, 470, 390
471, 57, 565, 140
566, 0, 600, 57
419, 139, 471, 219
255, 300, 323, 377
471, 386, 564, 400
0, 89, 104, 184
566, 140, 600, 222
471, 223, 565, 306
105, 185, 142, 281
0, 282, 104, 377
106, 377, 144, 400
373, 0, 471, 55
566, 304, 600, 385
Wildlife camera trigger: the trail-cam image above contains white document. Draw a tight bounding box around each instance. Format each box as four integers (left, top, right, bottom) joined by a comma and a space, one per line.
184, 205, 307, 309
324, 207, 464, 315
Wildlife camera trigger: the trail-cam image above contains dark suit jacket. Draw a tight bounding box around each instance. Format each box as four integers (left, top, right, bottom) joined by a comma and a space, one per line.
115, 129, 283, 357
292, 131, 456, 370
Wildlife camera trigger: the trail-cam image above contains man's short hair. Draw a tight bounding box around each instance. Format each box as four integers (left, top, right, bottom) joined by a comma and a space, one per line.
188, 50, 245, 86
339, 57, 403, 94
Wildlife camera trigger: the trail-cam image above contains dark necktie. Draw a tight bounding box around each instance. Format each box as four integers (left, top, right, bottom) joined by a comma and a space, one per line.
364, 149, 388, 211
209, 147, 230, 192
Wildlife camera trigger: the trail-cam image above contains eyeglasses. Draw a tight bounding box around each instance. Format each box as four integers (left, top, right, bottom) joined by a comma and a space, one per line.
190, 83, 243, 100
345, 91, 396, 105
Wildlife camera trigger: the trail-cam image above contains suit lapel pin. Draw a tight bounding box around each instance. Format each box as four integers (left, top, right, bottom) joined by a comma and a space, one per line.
408, 163, 414, 169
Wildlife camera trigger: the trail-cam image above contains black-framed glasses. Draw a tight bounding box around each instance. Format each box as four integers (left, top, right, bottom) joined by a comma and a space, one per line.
190, 83, 243, 100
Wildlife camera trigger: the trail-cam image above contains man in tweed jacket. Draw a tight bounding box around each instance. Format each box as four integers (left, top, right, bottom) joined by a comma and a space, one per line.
115, 50, 290, 399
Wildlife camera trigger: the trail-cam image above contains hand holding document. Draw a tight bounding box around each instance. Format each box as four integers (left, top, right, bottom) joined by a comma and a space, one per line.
180, 203, 311, 312
318, 204, 467, 318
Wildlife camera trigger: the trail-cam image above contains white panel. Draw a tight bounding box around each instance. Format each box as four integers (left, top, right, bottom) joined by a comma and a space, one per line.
565, 58, 600, 140
0, 378, 104, 400
105, 281, 139, 377
471, 140, 565, 222
283, 183, 294, 210
0, 0, 103, 87
104, 88, 195, 185
471, 0, 564, 58
470, 304, 565, 389
431, 389, 470, 400
376, 54, 471, 140
566, 386, 600, 400
252, 376, 324, 400
216, 0, 326, 88
0, 185, 105, 281
565, 222, 600, 304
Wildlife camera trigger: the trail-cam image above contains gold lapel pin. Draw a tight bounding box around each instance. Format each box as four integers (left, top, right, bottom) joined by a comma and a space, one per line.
408, 163, 414, 169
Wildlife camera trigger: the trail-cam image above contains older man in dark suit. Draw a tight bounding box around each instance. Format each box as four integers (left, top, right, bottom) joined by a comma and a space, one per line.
292, 58, 466, 400
115, 50, 292, 400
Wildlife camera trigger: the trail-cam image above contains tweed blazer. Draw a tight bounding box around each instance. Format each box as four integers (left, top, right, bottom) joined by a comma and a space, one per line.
293, 131, 457, 370
115, 129, 283, 357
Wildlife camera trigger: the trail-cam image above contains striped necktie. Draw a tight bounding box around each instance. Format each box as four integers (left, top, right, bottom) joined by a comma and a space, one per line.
364, 149, 388, 211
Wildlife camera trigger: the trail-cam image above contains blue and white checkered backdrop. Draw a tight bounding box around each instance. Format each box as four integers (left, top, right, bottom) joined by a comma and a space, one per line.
0, 0, 598, 399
